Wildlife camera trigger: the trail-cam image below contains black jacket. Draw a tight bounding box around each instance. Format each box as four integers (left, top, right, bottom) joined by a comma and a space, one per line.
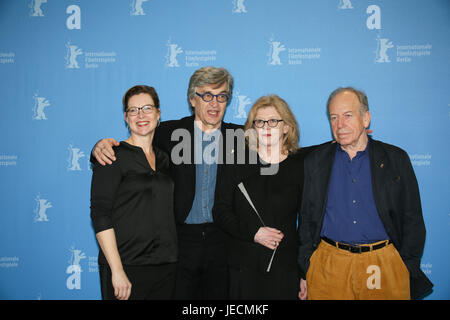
213, 146, 318, 274
154, 115, 243, 224
298, 138, 433, 299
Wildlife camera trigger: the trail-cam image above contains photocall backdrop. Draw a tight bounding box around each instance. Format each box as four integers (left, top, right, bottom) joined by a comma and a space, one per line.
0, 0, 448, 300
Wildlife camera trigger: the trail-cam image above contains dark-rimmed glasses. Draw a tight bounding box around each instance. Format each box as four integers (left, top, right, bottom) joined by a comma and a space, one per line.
253, 119, 284, 128
126, 105, 156, 116
195, 92, 230, 103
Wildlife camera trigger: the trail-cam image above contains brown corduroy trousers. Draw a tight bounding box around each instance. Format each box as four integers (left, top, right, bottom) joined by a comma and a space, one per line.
306, 239, 410, 300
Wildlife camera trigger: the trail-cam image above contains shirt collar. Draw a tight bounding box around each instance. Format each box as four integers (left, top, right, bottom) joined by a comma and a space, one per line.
336, 140, 370, 159
193, 122, 222, 140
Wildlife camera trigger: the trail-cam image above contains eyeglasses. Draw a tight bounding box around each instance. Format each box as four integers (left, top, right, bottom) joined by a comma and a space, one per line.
126, 105, 157, 116
195, 92, 230, 103
253, 119, 284, 128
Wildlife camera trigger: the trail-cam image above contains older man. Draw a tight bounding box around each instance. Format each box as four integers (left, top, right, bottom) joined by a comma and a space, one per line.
92, 66, 241, 299
298, 87, 433, 300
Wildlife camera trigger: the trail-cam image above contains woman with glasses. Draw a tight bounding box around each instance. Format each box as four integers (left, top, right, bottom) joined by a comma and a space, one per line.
213, 94, 319, 299
90, 85, 177, 300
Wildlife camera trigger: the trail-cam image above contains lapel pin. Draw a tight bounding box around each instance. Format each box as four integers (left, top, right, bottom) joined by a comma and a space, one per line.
380, 163, 384, 168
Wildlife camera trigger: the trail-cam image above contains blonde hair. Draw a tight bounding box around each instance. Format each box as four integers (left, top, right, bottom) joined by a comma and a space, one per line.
244, 95, 299, 154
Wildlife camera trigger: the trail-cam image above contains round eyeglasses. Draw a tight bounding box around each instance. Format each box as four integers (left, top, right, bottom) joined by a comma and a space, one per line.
126, 105, 156, 116
253, 119, 284, 128
195, 92, 230, 103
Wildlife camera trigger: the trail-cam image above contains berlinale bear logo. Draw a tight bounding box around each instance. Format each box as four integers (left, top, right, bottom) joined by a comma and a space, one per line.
66, 247, 86, 290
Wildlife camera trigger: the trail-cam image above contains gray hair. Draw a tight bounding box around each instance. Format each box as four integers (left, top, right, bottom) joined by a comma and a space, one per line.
187, 66, 234, 105
326, 87, 369, 115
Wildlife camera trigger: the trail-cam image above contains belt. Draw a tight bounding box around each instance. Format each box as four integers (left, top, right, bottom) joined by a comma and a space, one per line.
322, 237, 391, 254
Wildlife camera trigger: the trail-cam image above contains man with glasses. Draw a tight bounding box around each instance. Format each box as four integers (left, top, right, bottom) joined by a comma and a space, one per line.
92, 66, 241, 299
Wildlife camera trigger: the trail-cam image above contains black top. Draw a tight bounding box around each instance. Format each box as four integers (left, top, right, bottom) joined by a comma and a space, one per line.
90, 141, 177, 266
213, 146, 316, 275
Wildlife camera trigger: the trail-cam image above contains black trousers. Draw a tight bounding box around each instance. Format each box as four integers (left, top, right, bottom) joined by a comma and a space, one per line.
174, 223, 229, 300
99, 263, 177, 300
229, 266, 299, 300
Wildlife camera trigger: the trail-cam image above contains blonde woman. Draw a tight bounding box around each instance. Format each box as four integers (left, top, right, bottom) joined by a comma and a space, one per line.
213, 95, 320, 299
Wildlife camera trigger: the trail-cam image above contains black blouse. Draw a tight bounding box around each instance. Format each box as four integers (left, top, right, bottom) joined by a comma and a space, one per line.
90, 141, 177, 266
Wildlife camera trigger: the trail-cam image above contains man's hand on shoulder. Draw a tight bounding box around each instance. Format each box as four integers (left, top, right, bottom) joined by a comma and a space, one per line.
93, 138, 119, 166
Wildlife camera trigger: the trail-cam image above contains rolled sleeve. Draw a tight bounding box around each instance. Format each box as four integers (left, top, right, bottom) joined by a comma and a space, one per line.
90, 157, 122, 234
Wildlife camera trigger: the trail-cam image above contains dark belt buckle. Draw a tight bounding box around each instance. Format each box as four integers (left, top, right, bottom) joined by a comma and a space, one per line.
348, 244, 362, 254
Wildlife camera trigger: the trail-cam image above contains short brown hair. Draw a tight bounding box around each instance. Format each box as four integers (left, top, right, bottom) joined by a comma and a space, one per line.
122, 85, 160, 113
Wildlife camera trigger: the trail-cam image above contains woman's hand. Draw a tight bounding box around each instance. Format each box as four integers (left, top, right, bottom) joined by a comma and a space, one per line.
93, 138, 119, 165
299, 278, 307, 300
111, 269, 132, 300
254, 227, 284, 250
95, 229, 131, 300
